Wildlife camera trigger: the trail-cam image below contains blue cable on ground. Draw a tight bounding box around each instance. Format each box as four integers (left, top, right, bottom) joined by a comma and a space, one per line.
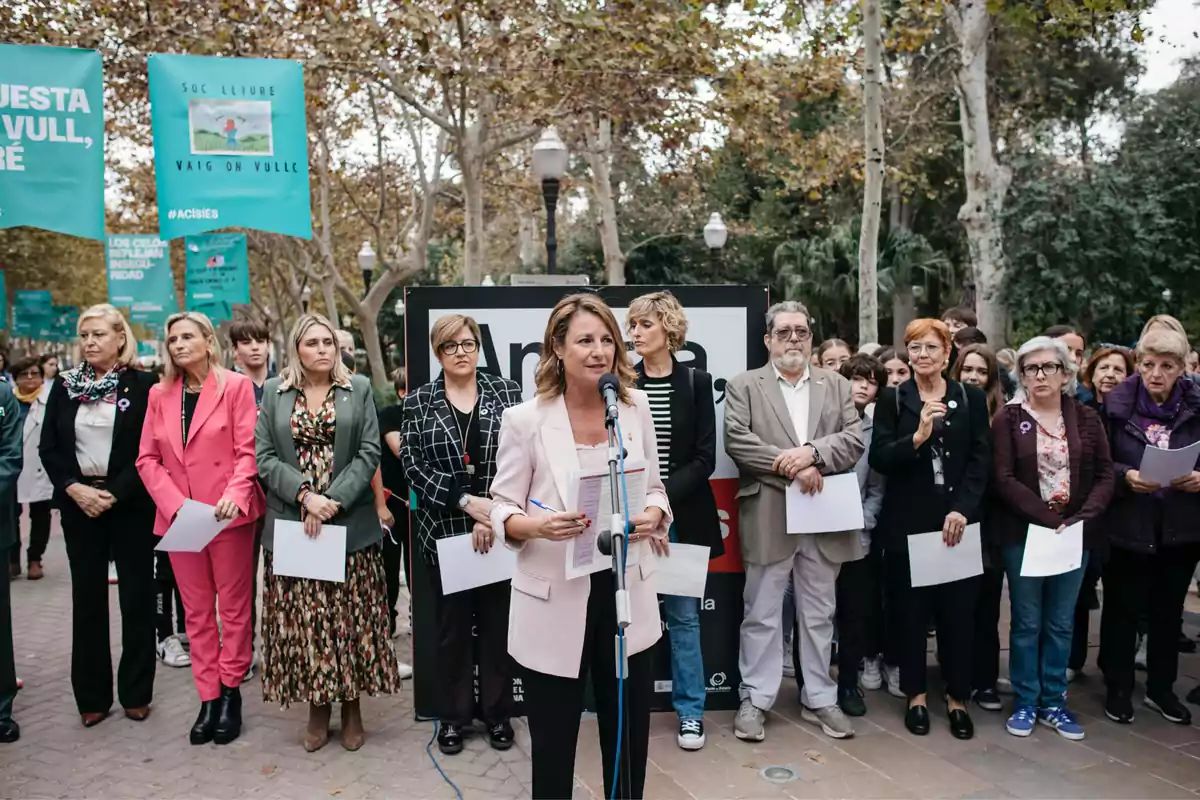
427, 720, 465, 800
611, 419, 633, 800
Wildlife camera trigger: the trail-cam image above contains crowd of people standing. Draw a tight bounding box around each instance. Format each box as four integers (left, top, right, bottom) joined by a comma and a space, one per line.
0, 293, 1198, 800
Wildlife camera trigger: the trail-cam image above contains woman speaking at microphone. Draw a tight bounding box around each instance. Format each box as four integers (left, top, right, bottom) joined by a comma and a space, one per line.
489, 294, 672, 800
136, 312, 264, 745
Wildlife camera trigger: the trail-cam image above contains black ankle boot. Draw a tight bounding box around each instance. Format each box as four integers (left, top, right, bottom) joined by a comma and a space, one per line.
190, 700, 218, 745
0, 693, 19, 744
213, 685, 242, 745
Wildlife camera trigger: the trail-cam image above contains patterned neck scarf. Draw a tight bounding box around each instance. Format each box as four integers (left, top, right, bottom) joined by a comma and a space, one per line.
63, 362, 125, 403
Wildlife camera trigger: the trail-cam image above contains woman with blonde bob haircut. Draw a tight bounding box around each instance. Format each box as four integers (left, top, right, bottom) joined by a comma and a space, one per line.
137, 311, 264, 745
39, 304, 159, 727
489, 293, 673, 799
255, 314, 399, 752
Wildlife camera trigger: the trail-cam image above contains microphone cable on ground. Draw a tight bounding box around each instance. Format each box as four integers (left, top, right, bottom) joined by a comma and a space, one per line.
427, 720, 465, 800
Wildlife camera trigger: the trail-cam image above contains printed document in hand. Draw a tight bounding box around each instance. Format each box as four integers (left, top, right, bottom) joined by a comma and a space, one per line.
564, 461, 648, 580
653, 543, 710, 598
436, 534, 517, 595
1020, 521, 1084, 577
272, 521, 347, 583
1137, 440, 1200, 486
907, 523, 983, 587
786, 473, 865, 534
155, 499, 233, 552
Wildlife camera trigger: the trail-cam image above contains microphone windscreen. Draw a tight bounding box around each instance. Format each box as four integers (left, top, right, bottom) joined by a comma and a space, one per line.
597, 372, 620, 396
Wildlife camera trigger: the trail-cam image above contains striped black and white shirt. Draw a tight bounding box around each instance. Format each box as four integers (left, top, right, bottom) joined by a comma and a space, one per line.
641, 376, 674, 475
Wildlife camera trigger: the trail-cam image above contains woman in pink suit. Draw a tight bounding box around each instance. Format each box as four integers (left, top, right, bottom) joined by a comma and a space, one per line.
488, 294, 673, 800
136, 312, 263, 746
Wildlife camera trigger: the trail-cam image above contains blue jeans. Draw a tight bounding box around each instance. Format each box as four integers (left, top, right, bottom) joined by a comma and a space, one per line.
1002, 545, 1089, 710
662, 526, 706, 720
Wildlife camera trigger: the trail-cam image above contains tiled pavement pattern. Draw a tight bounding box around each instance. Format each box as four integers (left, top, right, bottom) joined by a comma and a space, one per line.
3, 515, 1200, 799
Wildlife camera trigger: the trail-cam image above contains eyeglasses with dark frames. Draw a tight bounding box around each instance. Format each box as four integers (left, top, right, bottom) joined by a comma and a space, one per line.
1021, 362, 1063, 378
439, 340, 479, 356
771, 327, 812, 342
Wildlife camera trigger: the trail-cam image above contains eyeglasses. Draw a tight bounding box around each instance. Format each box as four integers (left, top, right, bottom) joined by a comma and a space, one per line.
439, 340, 479, 356
771, 328, 812, 342
906, 343, 943, 356
1021, 363, 1063, 378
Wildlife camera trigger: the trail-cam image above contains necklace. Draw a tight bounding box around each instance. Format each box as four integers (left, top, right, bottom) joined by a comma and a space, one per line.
452, 400, 477, 476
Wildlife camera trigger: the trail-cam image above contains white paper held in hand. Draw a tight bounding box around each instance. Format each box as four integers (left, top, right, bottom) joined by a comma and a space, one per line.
155, 499, 234, 552
785, 473, 865, 534
906, 523, 983, 587
564, 461, 648, 580
1020, 521, 1083, 577
654, 543, 710, 598
436, 534, 517, 594
272, 520, 347, 582
1137, 440, 1200, 486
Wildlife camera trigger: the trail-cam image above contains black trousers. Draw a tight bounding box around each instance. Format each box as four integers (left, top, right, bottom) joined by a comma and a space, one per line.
153, 551, 187, 642
61, 500, 157, 714
0, 555, 14, 704
1100, 543, 1200, 697
524, 569, 654, 800
9, 500, 52, 567
426, 562, 513, 726
887, 546, 980, 701
836, 549, 882, 689
382, 498, 410, 633
1069, 556, 1103, 671
971, 565, 1004, 692
251, 516, 264, 645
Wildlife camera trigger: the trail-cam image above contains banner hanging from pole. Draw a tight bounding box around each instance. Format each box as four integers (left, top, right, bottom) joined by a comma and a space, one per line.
106, 234, 178, 326
147, 54, 312, 240
0, 44, 105, 240
185, 232, 249, 323
12, 290, 53, 339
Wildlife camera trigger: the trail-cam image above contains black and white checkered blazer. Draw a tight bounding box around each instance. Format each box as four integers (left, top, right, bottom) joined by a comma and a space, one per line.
401, 370, 523, 564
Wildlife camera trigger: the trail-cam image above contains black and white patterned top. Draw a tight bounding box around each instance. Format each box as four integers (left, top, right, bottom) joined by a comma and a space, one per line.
642, 375, 674, 475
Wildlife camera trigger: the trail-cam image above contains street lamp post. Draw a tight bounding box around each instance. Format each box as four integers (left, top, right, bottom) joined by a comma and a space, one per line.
703, 212, 728, 271
532, 128, 568, 274
358, 240, 377, 295
301, 285, 312, 314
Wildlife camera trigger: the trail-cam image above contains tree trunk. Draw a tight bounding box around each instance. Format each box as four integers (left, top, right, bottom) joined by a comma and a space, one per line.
892, 285, 916, 346
359, 311, 388, 392
858, 0, 884, 345
947, 0, 1013, 345
320, 278, 340, 330
585, 116, 627, 286
518, 212, 538, 270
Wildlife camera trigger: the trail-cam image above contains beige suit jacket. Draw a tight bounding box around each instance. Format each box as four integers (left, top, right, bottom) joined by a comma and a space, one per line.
724, 365, 865, 566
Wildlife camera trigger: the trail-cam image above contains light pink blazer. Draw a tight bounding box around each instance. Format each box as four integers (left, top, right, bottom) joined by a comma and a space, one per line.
136, 370, 264, 535
489, 390, 673, 679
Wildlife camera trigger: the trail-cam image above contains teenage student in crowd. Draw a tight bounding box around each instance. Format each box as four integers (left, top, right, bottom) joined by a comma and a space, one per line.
136, 312, 264, 746
402, 314, 522, 756
11, 357, 53, 581
870, 318, 991, 740
378, 368, 412, 639
255, 314, 400, 752
489, 294, 672, 800
816, 338, 852, 372
0, 381, 23, 742
629, 291, 723, 751
832, 354, 887, 717
877, 347, 911, 388
950, 343, 1006, 713
725, 301, 865, 743
39, 304, 158, 727
990, 337, 1114, 740
1099, 327, 1200, 726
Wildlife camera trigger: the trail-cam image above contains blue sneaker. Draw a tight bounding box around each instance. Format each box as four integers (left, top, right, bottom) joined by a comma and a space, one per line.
1006, 705, 1037, 737
1038, 706, 1085, 740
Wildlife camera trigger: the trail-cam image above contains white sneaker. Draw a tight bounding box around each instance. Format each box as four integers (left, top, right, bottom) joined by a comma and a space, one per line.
677, 719, 706, 750
1134, 634, 1148, 671
1066, 668, 1079, 683
997, 677, 1014, 694
884, 665, 905, 698
157, 635, 191, 668
733, 698, 766, 741
108, 563, 118, 585
397, 661, 414, 680
861, 657, 883, 691
177, 632, 190, 651
801, 704, 855, 739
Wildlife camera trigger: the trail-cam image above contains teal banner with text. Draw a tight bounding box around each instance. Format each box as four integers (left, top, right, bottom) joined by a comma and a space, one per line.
106, 234, 179, 325
185, 233, 249, 323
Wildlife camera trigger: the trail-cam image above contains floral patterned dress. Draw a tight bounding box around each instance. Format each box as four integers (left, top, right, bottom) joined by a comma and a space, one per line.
260, 388, 401, 706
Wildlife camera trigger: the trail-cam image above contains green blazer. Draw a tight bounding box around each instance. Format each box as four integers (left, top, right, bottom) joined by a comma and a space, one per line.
0, 383, 21, 551
255, 373, 382, 554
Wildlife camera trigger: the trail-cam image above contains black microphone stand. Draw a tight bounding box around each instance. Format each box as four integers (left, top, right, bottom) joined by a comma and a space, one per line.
597, 409, 632, 633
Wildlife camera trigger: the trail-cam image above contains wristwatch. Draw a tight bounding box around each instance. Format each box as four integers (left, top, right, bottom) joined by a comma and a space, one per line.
457, 493, 471, 510
806, 443, 825, 470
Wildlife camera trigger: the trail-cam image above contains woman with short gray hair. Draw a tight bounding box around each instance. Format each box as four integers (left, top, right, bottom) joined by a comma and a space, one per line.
1098, 328, 1200, 727
989, 337, 1113, 740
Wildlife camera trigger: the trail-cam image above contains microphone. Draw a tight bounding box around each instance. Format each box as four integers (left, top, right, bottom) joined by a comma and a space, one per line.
598, 372, 620, 428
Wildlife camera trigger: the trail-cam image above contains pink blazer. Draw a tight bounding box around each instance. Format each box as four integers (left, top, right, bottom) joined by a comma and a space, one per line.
136, 370, 264, 535
489, 390, 672, 679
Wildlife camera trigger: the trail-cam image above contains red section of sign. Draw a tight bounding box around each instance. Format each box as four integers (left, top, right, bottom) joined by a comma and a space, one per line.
707, 477, 744, 573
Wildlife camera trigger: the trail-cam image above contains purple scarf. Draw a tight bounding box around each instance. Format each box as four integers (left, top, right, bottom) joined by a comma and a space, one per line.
1135, 378, 1183, 450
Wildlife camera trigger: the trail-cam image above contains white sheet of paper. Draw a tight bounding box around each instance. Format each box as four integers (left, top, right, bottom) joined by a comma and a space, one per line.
654, 543, 710, 598
564, 462, 648, 580
1138, 440, 1200, 486
155, 499, 233, 553
907, 523, 983, 588
436, 534, 517, 594
272, 521, 347, 583
785, 473, 866, 534
1020, 522, 1084, 577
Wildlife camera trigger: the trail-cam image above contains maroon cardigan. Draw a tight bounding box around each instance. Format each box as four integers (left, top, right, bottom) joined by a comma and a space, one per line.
989, 397, 1114, 550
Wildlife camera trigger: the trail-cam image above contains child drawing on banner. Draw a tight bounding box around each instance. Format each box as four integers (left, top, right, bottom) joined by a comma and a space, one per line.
222, 117, 239, 149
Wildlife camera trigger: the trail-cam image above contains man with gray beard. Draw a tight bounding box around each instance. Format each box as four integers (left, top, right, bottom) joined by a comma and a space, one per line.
724, 301, 865, 742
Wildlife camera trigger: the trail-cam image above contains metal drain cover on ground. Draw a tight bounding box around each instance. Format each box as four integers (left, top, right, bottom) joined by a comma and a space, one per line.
760, 766, 799, 783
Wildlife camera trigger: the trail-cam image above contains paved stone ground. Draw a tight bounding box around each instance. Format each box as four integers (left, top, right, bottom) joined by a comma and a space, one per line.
3, 516, 1200, 799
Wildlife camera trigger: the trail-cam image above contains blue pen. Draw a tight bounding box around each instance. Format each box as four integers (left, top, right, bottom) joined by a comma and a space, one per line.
529, 499, 562, 514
